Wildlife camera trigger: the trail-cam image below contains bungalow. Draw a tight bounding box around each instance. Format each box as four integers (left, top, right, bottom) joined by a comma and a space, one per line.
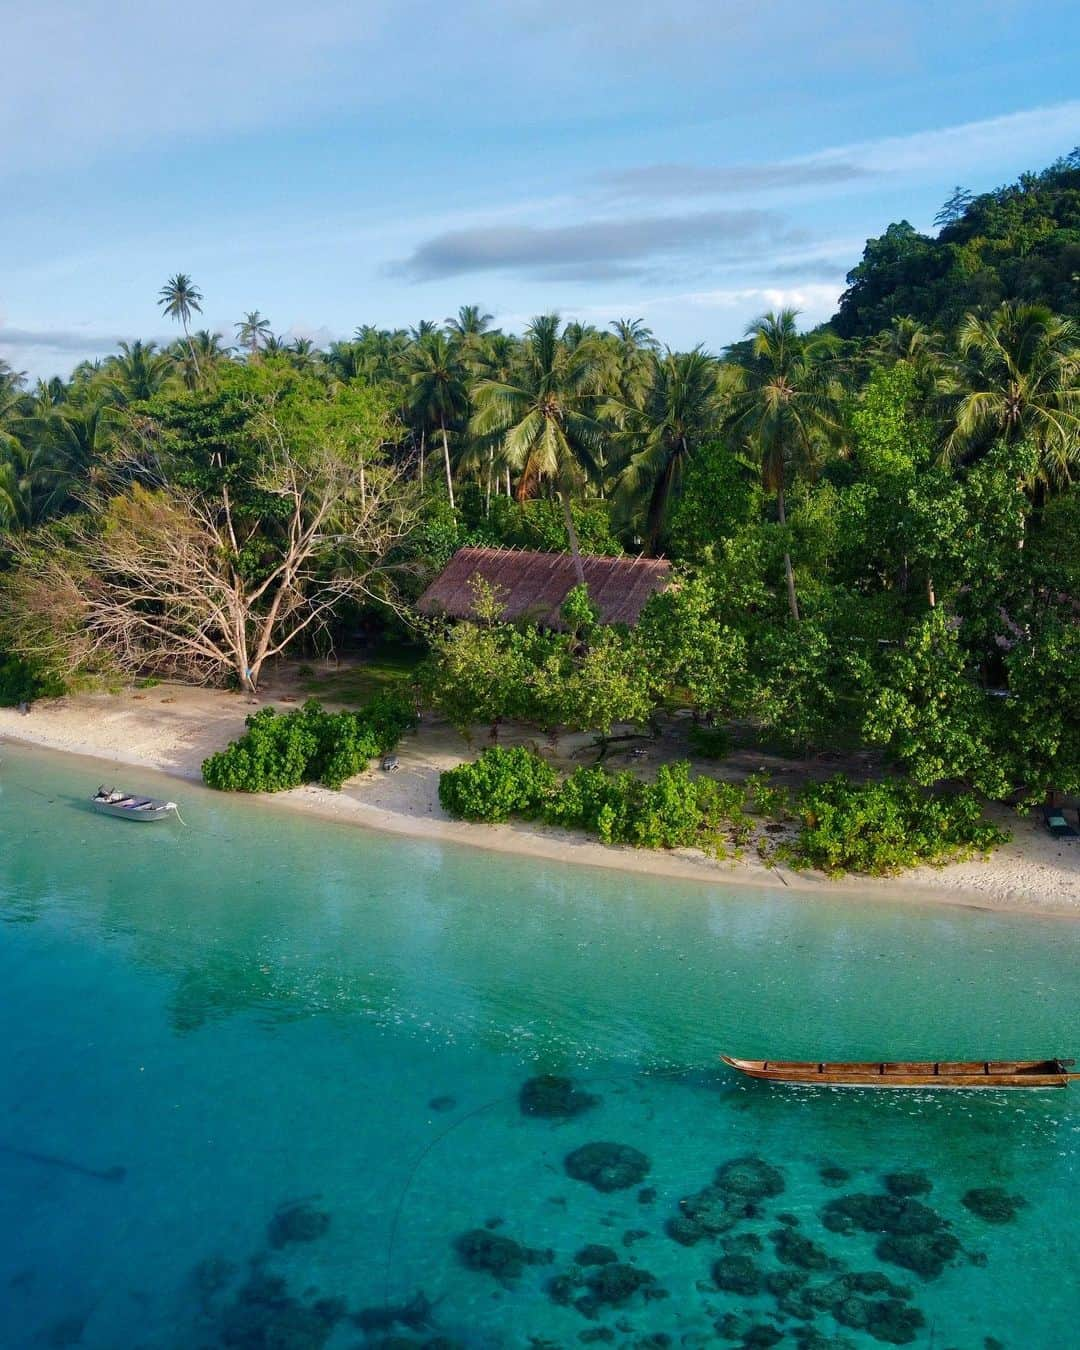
417, 546, 672, 629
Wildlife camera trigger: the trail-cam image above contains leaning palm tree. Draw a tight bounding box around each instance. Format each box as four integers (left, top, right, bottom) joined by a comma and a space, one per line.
471, 314, 605, 583
157, 273, 204, 383
945, 302, 1080, 490
728, 310, 841, 620
613, 346, 725, 551
235, 311, 273, 357
404, 331, 470, 507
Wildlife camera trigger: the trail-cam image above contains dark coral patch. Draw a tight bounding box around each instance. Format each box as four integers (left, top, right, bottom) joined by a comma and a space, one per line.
883, 1171, 932, 1198
266, 1200, 331, 1249
962, 1187, 1026, 1223
712, 1253, 762, 1295
454, 1228, 552, 1283
565, 1141, 651, 1192
520, 1074, 600, 1118
876, 1230, 961, 1279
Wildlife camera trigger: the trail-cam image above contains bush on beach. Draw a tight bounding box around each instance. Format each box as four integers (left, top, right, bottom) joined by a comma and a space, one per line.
202, 693, 415, 792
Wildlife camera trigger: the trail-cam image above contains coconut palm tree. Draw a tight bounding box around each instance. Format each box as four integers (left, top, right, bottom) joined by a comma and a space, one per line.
946, 302, 1080, 489
157, 273, 204, 383
613, 346, 725, 551
104, 340, 173, 404
235, 311, 273, 357
471, 314, 605, 583
728, 310, 841, 620
446, 305, 494, 339
404, 331, 470, 507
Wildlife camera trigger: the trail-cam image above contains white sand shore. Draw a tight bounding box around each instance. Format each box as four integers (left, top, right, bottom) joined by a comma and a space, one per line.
2, 684, 1077, 917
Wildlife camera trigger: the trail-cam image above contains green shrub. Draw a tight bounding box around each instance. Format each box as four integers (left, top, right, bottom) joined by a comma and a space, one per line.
441, 753, 750, 854
0, 654, 65, 706
438, 745, 558, 822
202, 693, 415, 792
687, 724, 732, 759
792, 775, 1008, 875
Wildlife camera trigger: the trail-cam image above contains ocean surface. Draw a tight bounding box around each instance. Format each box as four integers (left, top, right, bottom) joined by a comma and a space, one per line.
0, 741, 1077, 1349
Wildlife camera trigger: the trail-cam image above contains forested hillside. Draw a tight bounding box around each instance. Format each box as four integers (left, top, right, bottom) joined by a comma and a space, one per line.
833, 150, 1080, 336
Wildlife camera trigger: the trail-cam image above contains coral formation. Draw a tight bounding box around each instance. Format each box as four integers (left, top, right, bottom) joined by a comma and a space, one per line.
520, 1075, 601, 1118
565, 1142, 651, 1192
875, 1231, 960, 1279
217, 1271, 345, 1349
961, 1187, 1026, 1223
712, 1253, 762, 1295
770, 1226, 831, 1270
266, 1200, 331, 1249
454, 1229, 553, 1283
883, 1171, 932, 1198
575, 1243, 618, 1266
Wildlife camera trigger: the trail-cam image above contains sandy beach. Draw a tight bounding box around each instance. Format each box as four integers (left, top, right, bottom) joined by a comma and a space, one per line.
2, 682, 1077, 917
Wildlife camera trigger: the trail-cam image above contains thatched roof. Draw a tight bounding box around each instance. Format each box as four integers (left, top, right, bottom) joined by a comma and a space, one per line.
417, 546, 672, 628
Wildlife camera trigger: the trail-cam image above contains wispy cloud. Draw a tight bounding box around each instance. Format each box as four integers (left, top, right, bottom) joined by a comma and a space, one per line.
0, 326, 128, 354
598, 161, 872, 200
394, 210, 801, 281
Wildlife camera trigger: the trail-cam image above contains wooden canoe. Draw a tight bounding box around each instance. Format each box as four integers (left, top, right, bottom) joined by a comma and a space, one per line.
720, 1055, 1078, 1089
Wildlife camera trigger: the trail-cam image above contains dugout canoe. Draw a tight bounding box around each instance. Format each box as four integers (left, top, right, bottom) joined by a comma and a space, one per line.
720, 1055, 1077, 1088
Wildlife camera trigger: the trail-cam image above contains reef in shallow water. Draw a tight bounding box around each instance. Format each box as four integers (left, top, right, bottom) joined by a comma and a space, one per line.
666, 1155, 784, 1246
519, 1074, 601, 1119
564, 1141, 651, 1192
962, 1186, 1026, 1223
453, 1228, 554, 1284
266, 1199, 331, 1249
216, 1270, 345, 1349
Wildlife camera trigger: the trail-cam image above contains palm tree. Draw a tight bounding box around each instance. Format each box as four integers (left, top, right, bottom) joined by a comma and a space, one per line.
235, 311, 273, 357
404, 331, 470, 507
946, 302, 1080, 489
471, 314, 605, 583
728, 310, 841, 620
614, 346, 725, 551
104, 340, 172, 404
157, 273, 204, 383
446, 305, 494, 339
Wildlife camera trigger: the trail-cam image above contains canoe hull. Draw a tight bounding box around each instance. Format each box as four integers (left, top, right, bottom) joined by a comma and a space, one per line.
721, 1055, 1075, 1089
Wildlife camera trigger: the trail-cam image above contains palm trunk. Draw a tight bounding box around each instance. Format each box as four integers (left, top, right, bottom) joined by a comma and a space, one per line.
485, 446, 494, 516
182, 318, 201, 386
418, 427, 425, 491
776, 486, 799, 622
560, 490, 586, 587
440, 419, 454, 509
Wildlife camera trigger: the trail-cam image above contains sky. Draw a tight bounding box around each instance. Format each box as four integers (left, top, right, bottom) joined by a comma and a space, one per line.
2, 1, 1078, 380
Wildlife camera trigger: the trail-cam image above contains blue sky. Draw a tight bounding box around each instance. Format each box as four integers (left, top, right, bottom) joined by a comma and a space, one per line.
2, 1, 1078, 379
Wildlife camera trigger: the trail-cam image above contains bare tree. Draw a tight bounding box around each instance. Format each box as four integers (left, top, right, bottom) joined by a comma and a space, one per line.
1, 433, 416, 692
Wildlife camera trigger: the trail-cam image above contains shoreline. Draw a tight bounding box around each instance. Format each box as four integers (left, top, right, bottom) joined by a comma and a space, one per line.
2, 688, 1077, 918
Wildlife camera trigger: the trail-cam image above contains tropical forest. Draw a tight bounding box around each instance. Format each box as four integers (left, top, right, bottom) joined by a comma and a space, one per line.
2, 153, 1078, 874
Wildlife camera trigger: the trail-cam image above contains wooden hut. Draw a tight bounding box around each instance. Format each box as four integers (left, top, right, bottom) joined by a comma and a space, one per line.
417, 547, 671, 629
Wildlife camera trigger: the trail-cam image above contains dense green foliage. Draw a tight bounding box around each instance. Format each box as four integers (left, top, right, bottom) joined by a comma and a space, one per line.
439, 748, 752, 853
202, 694, 415, 792
438, 749, 1007, 874
794, 776, 1009, 875
833, 153, 1080, 336
0, 652, 64, 706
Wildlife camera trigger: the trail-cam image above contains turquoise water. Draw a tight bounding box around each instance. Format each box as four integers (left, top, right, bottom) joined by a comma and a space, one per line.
0, 742, 1077, 1349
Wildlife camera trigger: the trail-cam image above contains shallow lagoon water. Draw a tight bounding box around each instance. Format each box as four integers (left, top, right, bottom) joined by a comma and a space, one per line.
1, 742, 1077, 1348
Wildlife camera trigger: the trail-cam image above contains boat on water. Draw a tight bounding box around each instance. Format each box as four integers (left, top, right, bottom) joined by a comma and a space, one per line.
90, 787, 180, 823
721, 1054, 1077, 1089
